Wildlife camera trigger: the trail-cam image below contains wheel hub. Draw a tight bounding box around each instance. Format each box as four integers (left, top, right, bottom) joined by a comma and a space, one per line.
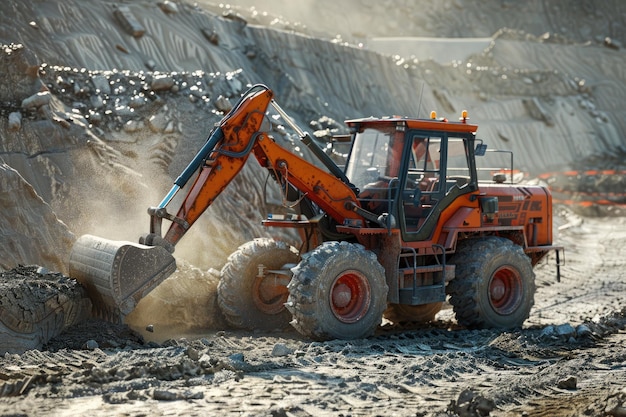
332, 283, 352, 308
252, 274, 288, 315
489, 266, 522, 315
490, 279, 506, 301
330, 271, 371, 324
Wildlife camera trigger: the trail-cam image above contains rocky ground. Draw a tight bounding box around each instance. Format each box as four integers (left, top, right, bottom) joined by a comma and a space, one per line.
1, 211, 625, 416
1, 1, 626, 416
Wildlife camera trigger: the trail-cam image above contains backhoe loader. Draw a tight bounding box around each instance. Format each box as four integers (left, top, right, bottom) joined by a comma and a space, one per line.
70, 84, 562, 340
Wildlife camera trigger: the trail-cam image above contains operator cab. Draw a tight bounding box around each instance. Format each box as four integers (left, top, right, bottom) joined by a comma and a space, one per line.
344, 114, 479, 241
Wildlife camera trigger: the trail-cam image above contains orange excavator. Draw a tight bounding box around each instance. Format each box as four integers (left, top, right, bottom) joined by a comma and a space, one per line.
69, 84, 562, 340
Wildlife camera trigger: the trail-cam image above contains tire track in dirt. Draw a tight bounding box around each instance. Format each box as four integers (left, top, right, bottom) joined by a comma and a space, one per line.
529, 212, 626, 327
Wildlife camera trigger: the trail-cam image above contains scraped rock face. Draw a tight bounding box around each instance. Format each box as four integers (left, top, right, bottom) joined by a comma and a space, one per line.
0, 162, 74, 273
0, 45, 73, 272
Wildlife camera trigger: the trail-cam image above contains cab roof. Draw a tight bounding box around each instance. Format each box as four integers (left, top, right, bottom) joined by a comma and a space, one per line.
345, 116, 478, 134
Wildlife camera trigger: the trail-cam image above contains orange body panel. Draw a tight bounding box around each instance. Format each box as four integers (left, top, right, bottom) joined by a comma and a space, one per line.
253, 137, 363, 224
435, 184, 553, 249
476, 183, 553, 246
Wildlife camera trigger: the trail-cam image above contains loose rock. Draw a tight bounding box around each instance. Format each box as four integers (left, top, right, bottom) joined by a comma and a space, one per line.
8, 112, 21, 131
21, 91, 51, 109
557, 375, 577, 390
151, 76, 175, 92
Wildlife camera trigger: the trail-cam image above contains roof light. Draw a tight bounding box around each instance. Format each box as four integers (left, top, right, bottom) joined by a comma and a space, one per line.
430, 111, 437, 119
460, 109, 468, 123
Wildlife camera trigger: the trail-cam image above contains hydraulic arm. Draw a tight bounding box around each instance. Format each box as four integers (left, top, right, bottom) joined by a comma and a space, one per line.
145, 85, 364, 249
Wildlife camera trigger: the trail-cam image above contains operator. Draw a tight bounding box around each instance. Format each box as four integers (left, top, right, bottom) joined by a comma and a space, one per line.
359, 133, 408, 215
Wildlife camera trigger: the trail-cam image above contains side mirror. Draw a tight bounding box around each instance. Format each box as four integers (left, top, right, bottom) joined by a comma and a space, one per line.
475, 143, 487, 156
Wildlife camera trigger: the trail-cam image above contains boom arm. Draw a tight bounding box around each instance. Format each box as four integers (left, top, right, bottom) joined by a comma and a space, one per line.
143, 85, 365, 250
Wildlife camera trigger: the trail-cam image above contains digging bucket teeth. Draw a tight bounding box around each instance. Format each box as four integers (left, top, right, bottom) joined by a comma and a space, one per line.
69, 234, 177, 321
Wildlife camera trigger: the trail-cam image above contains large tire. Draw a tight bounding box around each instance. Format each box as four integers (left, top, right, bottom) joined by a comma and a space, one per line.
0, 266, 91, 354
447, 237, 535, 329
287, 241, 388, 340
383, 302, 443, 325
218, 238, 300, 331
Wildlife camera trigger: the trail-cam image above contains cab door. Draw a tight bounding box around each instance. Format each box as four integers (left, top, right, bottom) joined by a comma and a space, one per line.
398, 131, 475, 242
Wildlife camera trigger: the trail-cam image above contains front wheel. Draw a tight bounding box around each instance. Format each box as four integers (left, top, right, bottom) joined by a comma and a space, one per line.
218, 238, 300, 331
287, 241, 388, 341
447, 237, 535, 329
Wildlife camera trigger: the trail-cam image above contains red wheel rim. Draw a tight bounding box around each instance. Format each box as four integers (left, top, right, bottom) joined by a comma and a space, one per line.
330, 271, 371, 323
489, 266, 522, 315
252, 275, 288, 315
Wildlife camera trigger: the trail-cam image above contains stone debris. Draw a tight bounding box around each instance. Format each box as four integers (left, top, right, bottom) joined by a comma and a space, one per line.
23, 64, 249, 141
271, 343, 294, 357
448, 388, 497, 417
555, 323, 576, 338
145, 59, 157, 71
153, 389, 177, 401
163, 120, 176, 133
202, 28, 219, 45
158, 1, 179, 15
8, 111, 21, 131
214, 95, 232, 112
83, 340, 99, 350
21, 91, 51, 109
522, 97, 555, 126
151, 75, 175, 91
129, 95, 146, 108
557, 375, 577, 390
89, 94, 104, 109
604, 36, 621, 50
113, 6, 145, 38
146, 113, 169, 133
90, 75, 110, 95
122, 119, 142, 133
221, 10, 247, 29
115, 44, 129, 54
606, 394, 626, 417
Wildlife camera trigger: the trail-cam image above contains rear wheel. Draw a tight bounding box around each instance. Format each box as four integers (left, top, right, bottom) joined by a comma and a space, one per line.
218, 238, 300, 330
287, 241, 388, 340
448, 237, 535, 329
383, 302, 443, 325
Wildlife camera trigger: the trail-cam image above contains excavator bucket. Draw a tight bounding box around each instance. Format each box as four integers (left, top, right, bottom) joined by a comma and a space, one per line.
69, 234, 176, 321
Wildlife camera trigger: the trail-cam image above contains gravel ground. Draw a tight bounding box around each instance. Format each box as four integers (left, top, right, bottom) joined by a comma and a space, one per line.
1, 211, 625, 416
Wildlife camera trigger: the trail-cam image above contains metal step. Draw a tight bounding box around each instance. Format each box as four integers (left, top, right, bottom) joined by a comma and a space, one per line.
399, 264, 444, 275
398, 284, 446, 305
399, 264, 455, 280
